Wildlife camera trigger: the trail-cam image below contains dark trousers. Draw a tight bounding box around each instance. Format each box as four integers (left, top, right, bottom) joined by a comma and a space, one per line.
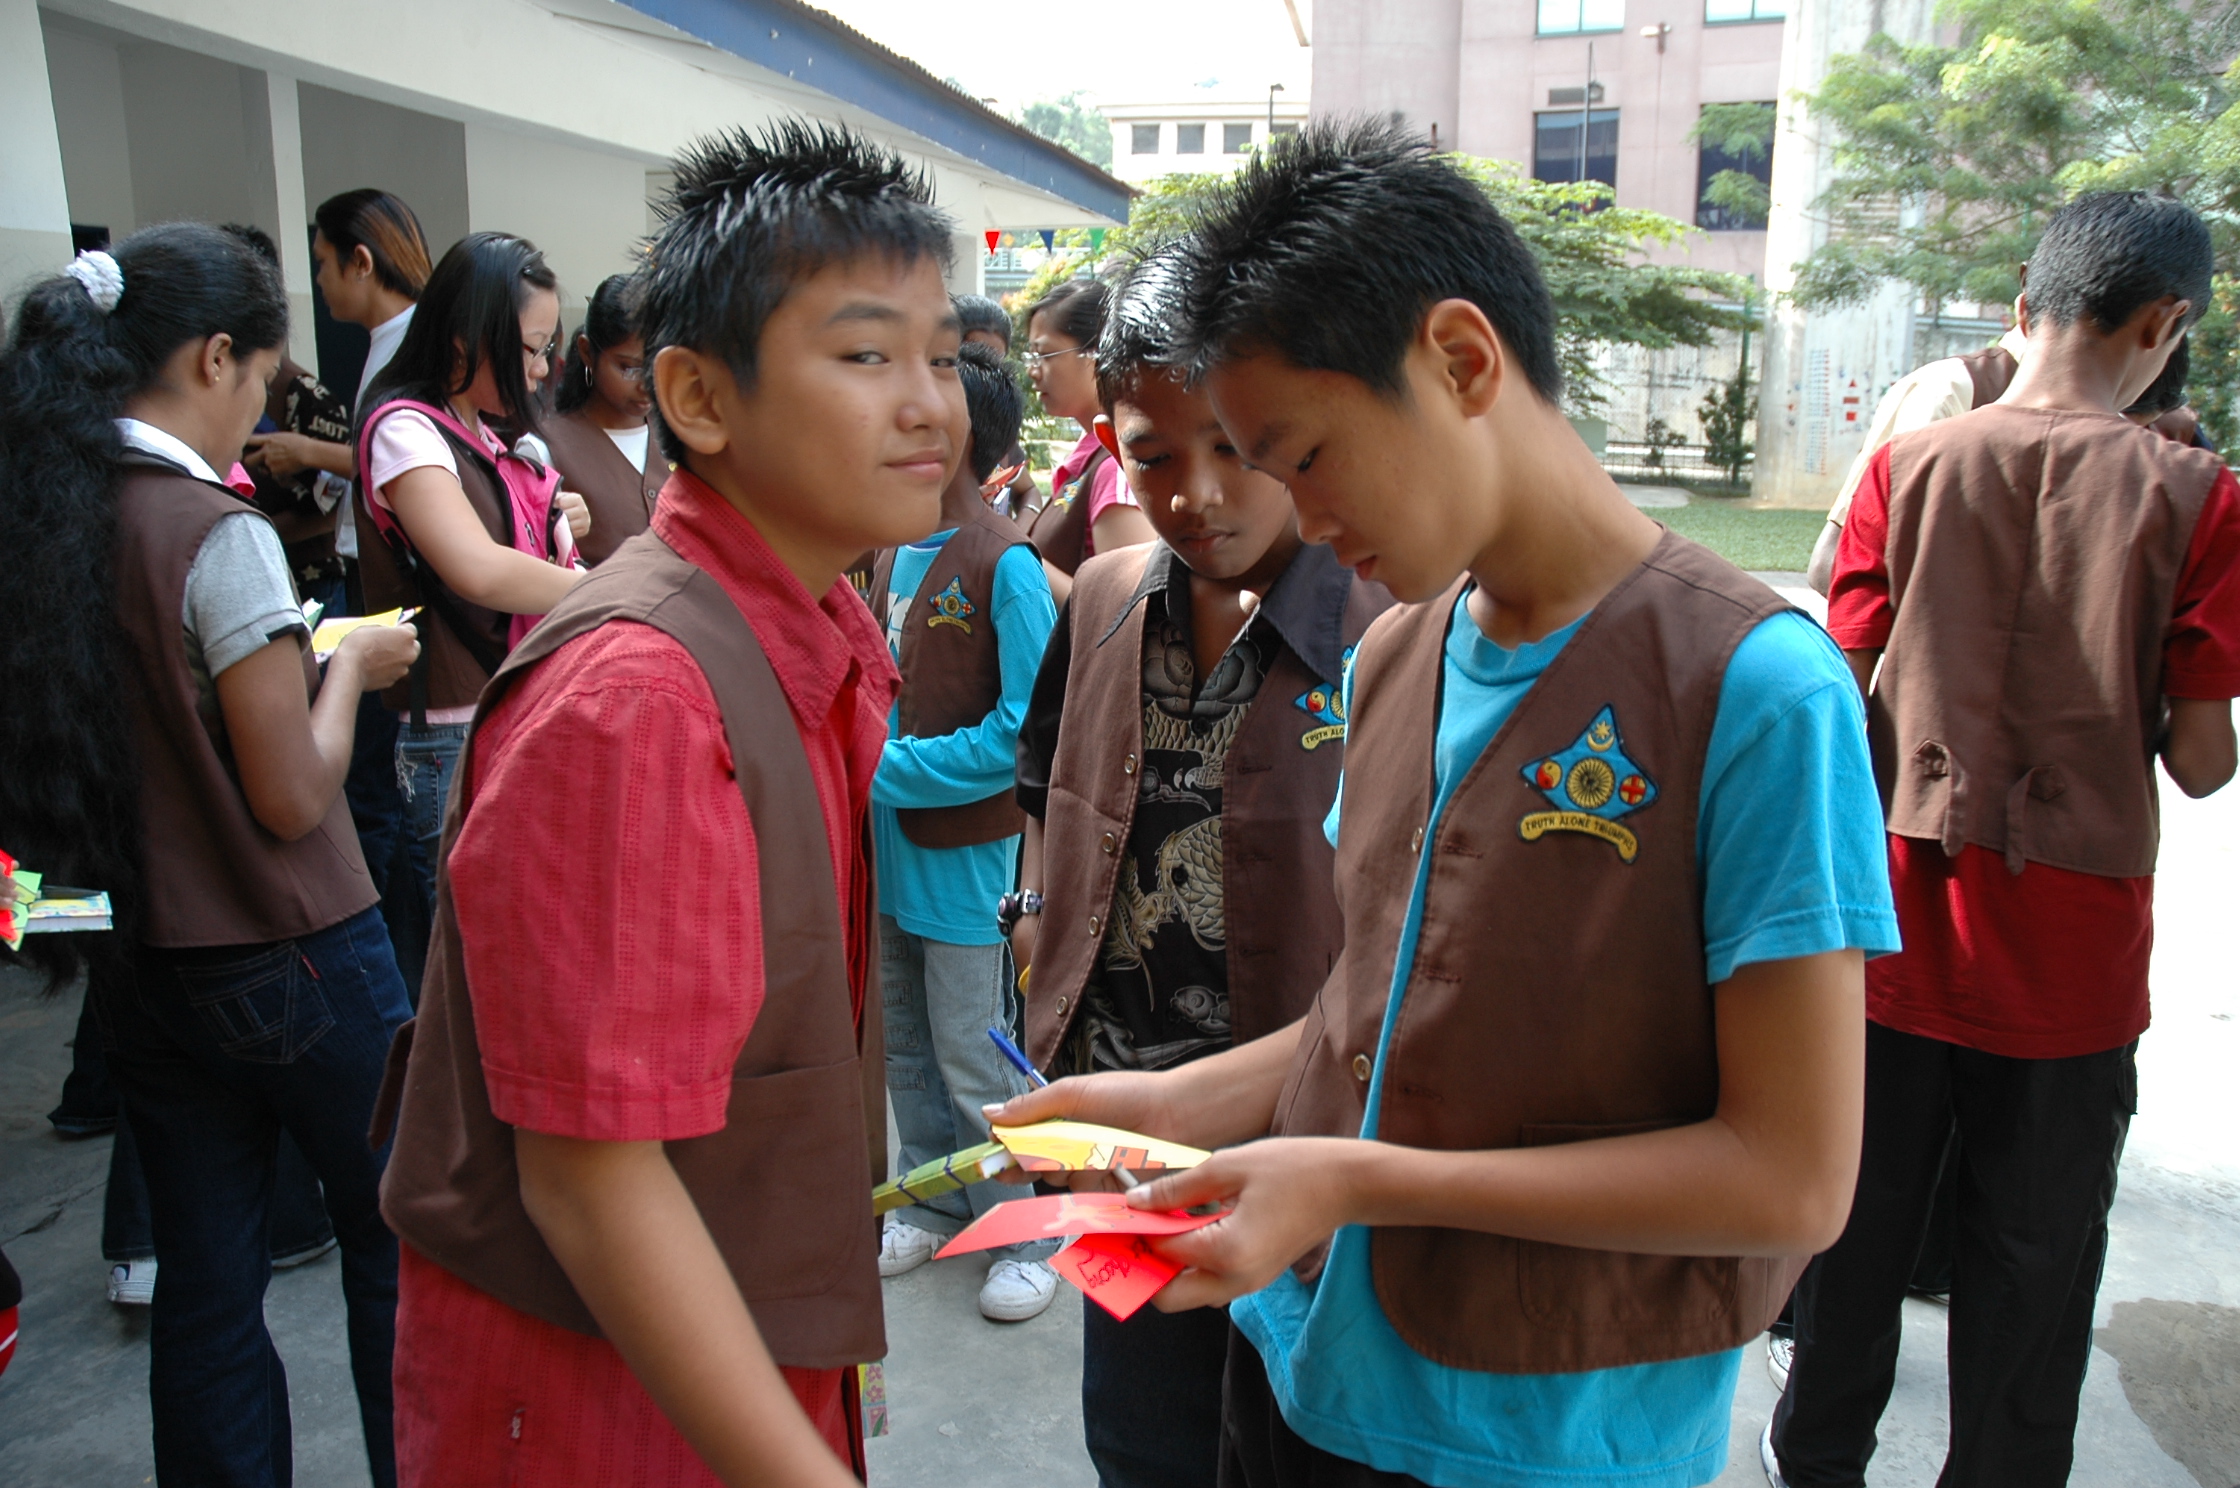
1219, 1325, 1428, 1488
1771, 1022, 2135, 1488
97, 906, 410, 1488
1083, 1298, 1231, 1488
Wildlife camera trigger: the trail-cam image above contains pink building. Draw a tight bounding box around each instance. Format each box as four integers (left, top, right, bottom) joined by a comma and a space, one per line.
1310, 0, 1785, 280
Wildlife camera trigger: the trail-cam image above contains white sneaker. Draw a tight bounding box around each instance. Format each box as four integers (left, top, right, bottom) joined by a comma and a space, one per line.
978, 1258, 1058, 1322
272, 1237, 339, 1271
108, 1259, 156, 1306
878, 1217, 939, 1278
1765, 1332, 1794, 1392
1760, 1420, 1789, 1488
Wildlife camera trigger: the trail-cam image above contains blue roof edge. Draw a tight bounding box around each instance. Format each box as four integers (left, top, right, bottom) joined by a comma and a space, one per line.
618, 0, 1133, 222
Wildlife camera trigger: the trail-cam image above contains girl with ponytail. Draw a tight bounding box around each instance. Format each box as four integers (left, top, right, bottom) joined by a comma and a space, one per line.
519, 272, 666, 565
0, 222, 417, 1487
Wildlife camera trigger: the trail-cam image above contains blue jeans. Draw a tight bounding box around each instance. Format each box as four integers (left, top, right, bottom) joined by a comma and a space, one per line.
97, 906, 411, 1488
1083, 1299, 1230, 1488
879, 916, 1051, 1260
395, 722, 469, 921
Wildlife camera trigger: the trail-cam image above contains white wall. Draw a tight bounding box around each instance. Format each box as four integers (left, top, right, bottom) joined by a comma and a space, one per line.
298, 82, 470, 253
42, 20, 134, 239
0, 0, 75, 298
465, 122, 650, 317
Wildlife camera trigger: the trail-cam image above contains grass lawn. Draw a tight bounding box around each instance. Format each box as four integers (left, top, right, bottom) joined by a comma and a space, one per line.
1654, 501, 1829, 572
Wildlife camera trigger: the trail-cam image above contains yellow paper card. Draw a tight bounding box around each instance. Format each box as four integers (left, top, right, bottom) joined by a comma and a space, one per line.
312, 608, 413, 659
990, 1120, 1210, 1174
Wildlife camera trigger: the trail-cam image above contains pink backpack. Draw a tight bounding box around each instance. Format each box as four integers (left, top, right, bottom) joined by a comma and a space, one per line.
356, 399, 577, 647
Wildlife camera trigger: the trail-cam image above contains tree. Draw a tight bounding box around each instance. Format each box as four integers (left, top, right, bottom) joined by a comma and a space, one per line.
1700, 361, 1756, 485
1689, 102, 1776, 229
1017, 92, 1113, 169
1791, 0, 2240, 438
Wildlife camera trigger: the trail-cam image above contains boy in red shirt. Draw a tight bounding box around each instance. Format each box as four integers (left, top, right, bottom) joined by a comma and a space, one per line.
378, 121, 968, 1486
1774, 191, 2240, 1486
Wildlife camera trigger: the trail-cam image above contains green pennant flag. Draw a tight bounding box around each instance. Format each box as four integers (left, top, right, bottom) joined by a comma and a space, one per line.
1088, 228, 1107, 253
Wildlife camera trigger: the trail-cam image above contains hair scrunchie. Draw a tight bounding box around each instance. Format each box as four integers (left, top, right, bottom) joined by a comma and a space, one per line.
63, 250, 124, 314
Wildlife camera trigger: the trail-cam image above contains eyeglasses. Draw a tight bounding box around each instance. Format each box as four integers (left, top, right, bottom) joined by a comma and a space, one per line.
1022, 347, 1092, 371
522, 338, 557, 364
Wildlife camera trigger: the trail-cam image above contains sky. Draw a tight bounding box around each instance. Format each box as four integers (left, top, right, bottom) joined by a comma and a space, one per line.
810, 0, 1312, 113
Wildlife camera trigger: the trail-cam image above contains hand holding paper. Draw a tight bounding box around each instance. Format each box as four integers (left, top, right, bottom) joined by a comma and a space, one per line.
932, 1192, 1219, 1259
990, 1119, 1211, 1175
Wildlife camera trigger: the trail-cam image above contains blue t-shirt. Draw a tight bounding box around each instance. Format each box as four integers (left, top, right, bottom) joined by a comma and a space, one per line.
1230, 595, 1899, 1488
872, 533, 1057, 946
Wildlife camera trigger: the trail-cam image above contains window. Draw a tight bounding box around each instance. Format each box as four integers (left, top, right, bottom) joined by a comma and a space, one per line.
1131, 123, 1161, 155
1223, 122, 1254, 153
1533, 109, 1619, 191
1705, 0, 1786, 20
1271, 122, 1299, 139
1177, 123, 1206, 154
1538, 0, 1624, 34
1695, 105, 1775, 230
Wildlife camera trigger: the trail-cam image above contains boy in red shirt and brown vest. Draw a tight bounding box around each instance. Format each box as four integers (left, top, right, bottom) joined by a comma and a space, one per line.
993, 119, 1898, 1488
1774, 192, 2240, 1487
1008, 243, 1390, 1486
377, 121, 970, 1487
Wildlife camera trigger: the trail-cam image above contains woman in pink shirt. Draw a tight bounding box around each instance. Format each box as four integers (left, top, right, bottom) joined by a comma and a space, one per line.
1026, 278, 1151, 600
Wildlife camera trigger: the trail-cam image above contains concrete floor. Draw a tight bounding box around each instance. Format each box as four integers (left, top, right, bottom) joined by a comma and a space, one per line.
3, 662, 2236, 1486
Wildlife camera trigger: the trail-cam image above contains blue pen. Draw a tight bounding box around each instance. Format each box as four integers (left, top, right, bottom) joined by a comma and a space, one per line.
988, 1026, 1048, 1088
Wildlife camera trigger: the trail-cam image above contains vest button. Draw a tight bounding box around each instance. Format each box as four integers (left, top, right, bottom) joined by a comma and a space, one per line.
1410, 826, 1425, 853
1100, 832, 1117, 855
1122, 753, 1138, 776
1352, 1053, 1372, 1082
1088, 914, 1102, 935
1056, 996, 1069, 1013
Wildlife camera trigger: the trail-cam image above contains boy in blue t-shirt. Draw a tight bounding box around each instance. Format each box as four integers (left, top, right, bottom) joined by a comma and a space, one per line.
874, 342, 1062, 1323
989, 121, 1897, 1487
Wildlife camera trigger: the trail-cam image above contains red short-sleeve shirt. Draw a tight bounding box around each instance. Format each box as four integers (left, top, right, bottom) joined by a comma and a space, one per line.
393, 471, 897, 1486
1828, 443, 2240, 1058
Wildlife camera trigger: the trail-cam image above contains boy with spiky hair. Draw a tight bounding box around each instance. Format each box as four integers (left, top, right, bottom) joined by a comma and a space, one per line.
1009, 241, 1389, 1485
871, 340, 1062, 1322
381, 120, 964, 1487
991, 119, 1897, 1488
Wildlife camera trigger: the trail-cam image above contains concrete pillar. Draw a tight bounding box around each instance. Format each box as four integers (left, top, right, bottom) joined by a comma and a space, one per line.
0, 0, 76, 307
1752, 0, 1941, 508
261, 74, 319, 369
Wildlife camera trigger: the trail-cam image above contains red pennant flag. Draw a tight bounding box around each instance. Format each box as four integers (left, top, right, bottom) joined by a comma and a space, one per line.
984, 229, 1001, 255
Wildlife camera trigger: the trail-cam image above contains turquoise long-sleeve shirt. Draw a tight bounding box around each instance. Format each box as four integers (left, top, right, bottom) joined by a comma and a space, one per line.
872, 532, 1057, 945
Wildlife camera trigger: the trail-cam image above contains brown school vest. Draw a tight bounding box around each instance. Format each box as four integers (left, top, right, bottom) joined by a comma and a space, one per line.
539, 409, 665, 566
1956, 343, 2019, 410
1025, 543, 1391, 1070
376, 531, 886, 1365
1271, 531, 1804, 1374
869, 506, 1034, 848
353, 411, 513, 714
1028, 446, 1108, 577
111, 462, 376, 946
1874, 404, 2217, 877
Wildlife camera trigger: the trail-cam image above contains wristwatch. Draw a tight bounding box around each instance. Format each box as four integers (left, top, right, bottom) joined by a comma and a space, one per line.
997, 889, 1045, 936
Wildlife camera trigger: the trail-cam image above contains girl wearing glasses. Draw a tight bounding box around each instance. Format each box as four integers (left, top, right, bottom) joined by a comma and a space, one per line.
354, 232, 590, 915
1025, 279, 1152, 591
520, 273, 666, 565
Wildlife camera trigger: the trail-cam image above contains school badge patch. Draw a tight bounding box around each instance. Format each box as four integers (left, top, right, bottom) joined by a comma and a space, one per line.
1292, 645, 1355, 750
927, 575, 976, 633
1517, 705, 1657, 863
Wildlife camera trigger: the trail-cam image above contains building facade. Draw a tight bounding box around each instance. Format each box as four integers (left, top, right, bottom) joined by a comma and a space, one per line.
1104, 89, 1313, 186
4, 0, 1128, 372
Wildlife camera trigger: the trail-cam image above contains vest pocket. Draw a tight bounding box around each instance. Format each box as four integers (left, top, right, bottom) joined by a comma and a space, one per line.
174, 940, 336, 1064
1513, 1120, 1736, 1337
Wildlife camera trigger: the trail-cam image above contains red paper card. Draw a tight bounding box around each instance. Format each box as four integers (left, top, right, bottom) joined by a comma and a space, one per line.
933, 1192, 1218, 1259
1052, 1231, 1182, 1320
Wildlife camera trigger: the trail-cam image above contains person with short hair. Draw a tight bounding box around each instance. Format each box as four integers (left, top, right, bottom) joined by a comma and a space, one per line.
1772, 190, 2240, 1488
380, 119, 964, 1487
1011, 240, 1392, 1487
871, 340, 1061, 1321
991, 119, 1897, 1488
954, 291, 1043, 521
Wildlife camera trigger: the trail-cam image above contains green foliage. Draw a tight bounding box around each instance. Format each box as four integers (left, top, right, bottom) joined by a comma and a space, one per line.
1688, 103, 1776, 228
1016, 92, 1113, 169
1792, 0, 2240, 436
1642, 417, 1687, 468
1699, 361, 1756, 483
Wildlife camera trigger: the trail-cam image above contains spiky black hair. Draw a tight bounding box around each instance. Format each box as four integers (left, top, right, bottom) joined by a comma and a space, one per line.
1096, 242, 1192, 412
957, 341, 1024, 482
640, 118, 955, 461
1171, 116, 1562, 404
